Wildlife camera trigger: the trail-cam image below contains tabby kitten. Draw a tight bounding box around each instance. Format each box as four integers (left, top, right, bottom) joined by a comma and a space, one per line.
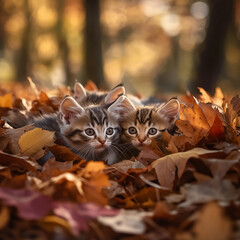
74, 82, 142, 106
108, 96, 180, 150
4, 83, 125, 129
57, 96, 126, 164
74, 82, 125, 107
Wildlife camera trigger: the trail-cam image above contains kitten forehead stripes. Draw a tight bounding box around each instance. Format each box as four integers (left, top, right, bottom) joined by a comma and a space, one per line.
87, 108, 108, 126
136, 108, 153, 125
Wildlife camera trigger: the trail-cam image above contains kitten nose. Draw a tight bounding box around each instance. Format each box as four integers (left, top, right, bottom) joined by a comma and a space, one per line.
98, 139, 106, 145
138, 138, 146, 144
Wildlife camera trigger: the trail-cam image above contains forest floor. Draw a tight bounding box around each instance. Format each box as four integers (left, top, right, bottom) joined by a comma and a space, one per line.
0, 81, 239, 240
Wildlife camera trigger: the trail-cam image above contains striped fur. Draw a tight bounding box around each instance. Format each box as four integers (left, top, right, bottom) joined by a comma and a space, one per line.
110, 96, 180, 150
58, 97, 132, 164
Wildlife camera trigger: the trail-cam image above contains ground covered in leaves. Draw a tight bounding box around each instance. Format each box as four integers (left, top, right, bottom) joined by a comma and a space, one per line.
0, 81, 240, 240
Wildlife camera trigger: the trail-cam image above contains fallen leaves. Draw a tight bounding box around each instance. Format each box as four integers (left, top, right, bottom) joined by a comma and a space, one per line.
193, 202, 232, 240
0, 187, 52, 220
0, 83, 240, 239
19, 128, 55, 157
0, 94, 12, 108
152, 148, 222, 189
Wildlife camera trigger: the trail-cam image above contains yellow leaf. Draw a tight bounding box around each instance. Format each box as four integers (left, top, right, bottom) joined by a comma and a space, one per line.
0, 94, 12, 108
41, 215, 73, 234
18, 128, 55, 156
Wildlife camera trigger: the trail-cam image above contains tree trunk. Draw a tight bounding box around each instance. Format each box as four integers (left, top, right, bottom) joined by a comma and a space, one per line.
191, 0, 234, 94
16, 0, 31, 82
84, 0, 105, 88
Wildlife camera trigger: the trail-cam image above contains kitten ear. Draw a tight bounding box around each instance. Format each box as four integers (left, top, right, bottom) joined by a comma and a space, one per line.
108, 95, 135, 118
104, 85, 125, 104
74, 82, 87, 102
157, 98, 180, 123
60, 97, 84, 124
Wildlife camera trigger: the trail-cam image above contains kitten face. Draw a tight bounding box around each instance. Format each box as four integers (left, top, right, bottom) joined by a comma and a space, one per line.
109, 96, 180, 150
58, 97, 121, 162
120, 108, 174, 149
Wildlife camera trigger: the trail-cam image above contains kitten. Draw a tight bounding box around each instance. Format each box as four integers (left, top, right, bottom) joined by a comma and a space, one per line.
74, 82, 142, 106
74, 82, 125, 107
32, 96, 130, 164
4, 84, 125, 129
108, 96, 180, 150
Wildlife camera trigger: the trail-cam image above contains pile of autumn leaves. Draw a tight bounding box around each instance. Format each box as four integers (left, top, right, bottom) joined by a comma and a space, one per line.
0, 82, 240, 240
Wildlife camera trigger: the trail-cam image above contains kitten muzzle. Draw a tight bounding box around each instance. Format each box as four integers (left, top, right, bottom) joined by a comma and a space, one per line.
95, 139, 107, 151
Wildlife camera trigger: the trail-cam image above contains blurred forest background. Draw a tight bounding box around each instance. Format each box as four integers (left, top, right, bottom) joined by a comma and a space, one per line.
0, 0, 240, 96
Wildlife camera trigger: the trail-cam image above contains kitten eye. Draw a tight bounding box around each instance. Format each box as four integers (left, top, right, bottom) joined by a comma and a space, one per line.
85, 128, 95, 136
106, 127, 114, 135
128, 127, 137, 135
148, 128, 158, 135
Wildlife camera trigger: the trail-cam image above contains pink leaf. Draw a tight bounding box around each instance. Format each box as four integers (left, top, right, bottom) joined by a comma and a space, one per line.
0, 187, 52, 220
53, 202, 119, 235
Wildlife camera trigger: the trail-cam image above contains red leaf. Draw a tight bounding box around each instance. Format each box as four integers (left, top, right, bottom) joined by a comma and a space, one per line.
208, 114, 225, 140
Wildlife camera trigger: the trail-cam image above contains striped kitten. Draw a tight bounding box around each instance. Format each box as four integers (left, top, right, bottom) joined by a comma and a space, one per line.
74, 82, 125, 107
74, 82, 142, 107
57, 96, 127, 164
4, 84, 125, 129
108, 96, 180, 150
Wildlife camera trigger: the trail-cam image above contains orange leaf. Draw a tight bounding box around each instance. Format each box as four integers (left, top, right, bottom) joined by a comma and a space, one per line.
84, 80, 98, 91
0, 94, 12, 108
39, 90, 49, 103
198, 87, 213, 103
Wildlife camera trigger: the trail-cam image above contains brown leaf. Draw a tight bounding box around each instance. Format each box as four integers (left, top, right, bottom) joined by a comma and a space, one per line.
180, 100, 210, 133
152, 201, 176, 223
39, 90, 49, 103
48, 144, 84, 162
0, 206, 10, 229
152, 148, 222, 189
0, 151, 36, 172
5, 124, 34, 154
41, 158, 74, 180
193, 202, 232, 240
208, 114, 225, 140
85, 80, 98, 91
0, 166, 12, 179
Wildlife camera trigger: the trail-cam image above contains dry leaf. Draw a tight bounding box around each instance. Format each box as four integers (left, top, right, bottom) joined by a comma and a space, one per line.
85, 80, 98, 91
0, 151, 36, 172
193, 202, 232, 240
53, 202, 119, 235
152, 148, 221, 189
198, 87, 212, 103
0, 187, 52, 220
0, 206, 9, 229
0, 94, 12, 108
98, 210, 151, 235
18, 128, 55, 156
